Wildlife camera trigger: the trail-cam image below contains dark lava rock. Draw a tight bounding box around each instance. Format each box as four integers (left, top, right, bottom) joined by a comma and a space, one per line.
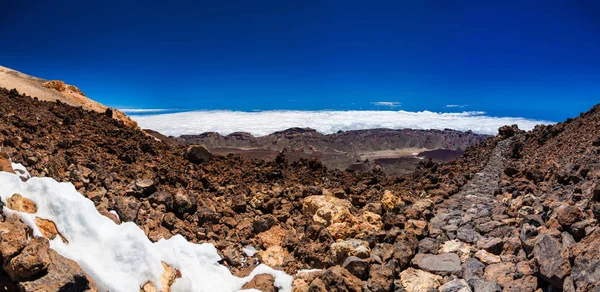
114, 196, 141, 223
342, 256, 369, 280
185, 145, 213, 164
367, 263, 394, 292
533, 234, 571, 288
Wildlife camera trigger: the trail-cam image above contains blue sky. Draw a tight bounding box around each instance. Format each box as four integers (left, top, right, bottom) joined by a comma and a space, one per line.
2, 1, 600, 121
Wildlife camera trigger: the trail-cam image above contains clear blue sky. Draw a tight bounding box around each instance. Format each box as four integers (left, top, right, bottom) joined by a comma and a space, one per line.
2, 1, 599, 121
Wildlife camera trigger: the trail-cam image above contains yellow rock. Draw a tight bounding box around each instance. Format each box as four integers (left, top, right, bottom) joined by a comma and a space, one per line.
257, 225, 287, 248
302, 196, 353, 226
140, 262, 179, 292
258, 246, 288, 267
8, 194, 37, 213
381, 190, 404, 212
35, 217, 67, 243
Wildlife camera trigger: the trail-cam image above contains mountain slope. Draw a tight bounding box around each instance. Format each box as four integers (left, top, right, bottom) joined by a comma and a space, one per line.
0, 65, 136, 127
2, 84, 600, 291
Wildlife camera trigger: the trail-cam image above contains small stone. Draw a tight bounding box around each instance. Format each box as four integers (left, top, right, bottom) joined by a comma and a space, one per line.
257, 225, 286, 248
381, 190, 404, 212
367, 263, 394, 291
480, 238, 504, 255
462, 258, 485, 281
35, 218, 67, 242
242, 274, 276, 292
556, 205, 584, 227
456, 226, 481, 244
0, 216, 31, 261
468, 278, 502, 292
438, 278, 471, 292
0, 151, 14, 173
411, 253, 462, 275
484, 262, 516, 287
502, 276, 538, 292
405, 219, 428, 237
258, 245, 287, 267
342, 256, 369, 280
330, 239, 370, 265
398, 268, 442, 292
135, 179, 156, 196
475, 249, 501, 264
7, 194, 37, 213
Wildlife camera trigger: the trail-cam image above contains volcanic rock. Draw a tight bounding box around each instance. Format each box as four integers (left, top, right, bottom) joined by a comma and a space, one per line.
398, 268, 442, 292
341, 256, 369, 280
534, 234, 571, 288
411, 253, 461, 275
185, 145, 213, 164
242, 274, 276, 292
330, 239, 370, 265
0, 151, 13, 173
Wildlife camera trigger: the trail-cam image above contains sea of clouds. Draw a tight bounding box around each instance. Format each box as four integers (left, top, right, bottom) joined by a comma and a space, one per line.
127, 110, 553, 137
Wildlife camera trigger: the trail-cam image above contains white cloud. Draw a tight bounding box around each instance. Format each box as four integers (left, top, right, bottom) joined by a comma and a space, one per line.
371, 101, 401, 107
118, 108, 173, 113
129, 110, 553, 137
445, 104, 468, 108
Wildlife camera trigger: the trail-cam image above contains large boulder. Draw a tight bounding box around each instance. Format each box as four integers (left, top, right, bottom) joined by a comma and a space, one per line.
17, 245, 96, 291
571, 229, 600, 291
185, 145, 213, 164
4, 237, 51, 280
533, 234, 571, 288
0, 215, 31, 261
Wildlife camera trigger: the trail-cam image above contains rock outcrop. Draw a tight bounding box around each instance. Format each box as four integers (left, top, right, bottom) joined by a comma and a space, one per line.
0, 65, 136, 127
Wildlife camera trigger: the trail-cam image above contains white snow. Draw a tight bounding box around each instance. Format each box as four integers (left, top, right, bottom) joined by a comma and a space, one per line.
242, 245, 258, 257
11, 162, 30, 180
0, 169, 293, 292
296, 269, 323, 275
109, 210, 120, 220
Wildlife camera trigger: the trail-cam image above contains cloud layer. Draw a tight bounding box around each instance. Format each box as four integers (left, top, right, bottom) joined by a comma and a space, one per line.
119, 108, 173, 113
129, 110, 553, 137
371, 101, 401, 107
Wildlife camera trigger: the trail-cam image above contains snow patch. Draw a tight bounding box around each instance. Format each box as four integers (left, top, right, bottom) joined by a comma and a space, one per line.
0, 170, 292, 292
243, 245, 258, 257
109, 210, 120, 220
11, 162, 30, 180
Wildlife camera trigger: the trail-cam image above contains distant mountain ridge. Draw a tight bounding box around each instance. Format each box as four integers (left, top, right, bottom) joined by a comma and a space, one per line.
179, 127, 486, 153
175, 127, 489, 174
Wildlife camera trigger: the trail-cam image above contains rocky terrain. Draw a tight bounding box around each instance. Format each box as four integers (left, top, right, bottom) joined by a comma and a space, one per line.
1, 85, 600, 291
175, 128, 487, 175
0, 65, 136, 127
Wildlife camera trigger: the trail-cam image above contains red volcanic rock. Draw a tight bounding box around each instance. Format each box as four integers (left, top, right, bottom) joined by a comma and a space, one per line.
3, 86, 600, 290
